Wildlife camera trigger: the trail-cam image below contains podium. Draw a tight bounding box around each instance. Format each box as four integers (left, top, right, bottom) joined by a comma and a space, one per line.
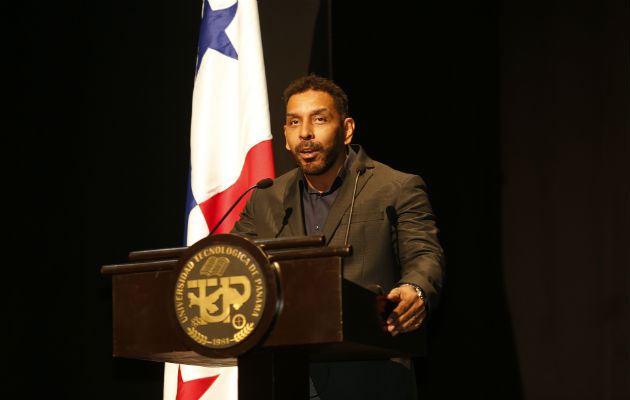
101, 234, 425, 399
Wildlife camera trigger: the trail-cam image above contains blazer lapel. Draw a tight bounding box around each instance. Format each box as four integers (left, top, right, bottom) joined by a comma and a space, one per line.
279, 173, 304, 237
322, 145, 374, 245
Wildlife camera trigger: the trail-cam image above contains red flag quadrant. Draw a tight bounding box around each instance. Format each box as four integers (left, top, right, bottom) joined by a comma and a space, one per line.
199, 139, 274, 234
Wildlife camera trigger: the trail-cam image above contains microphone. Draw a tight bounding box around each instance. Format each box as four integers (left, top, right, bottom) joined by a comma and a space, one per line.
344, 166, 366, 245
275, 207, 293, 238
385, 206, 398, 227
256, 178, 274, 189
209, 178, 274, 235
386, 206, 401, 268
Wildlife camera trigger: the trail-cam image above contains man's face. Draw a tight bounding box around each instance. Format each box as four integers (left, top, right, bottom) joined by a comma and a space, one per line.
284, 90, 354, 176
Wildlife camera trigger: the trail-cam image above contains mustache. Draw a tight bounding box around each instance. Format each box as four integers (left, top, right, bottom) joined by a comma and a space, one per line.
295, 141, 323, 152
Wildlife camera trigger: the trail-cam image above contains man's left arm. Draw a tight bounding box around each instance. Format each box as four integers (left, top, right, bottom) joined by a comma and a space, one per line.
385, 174, 444, 336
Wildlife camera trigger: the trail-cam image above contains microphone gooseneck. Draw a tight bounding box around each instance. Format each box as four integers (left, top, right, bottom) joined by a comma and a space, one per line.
209, 178, 274, 235
344, 166, 366, 246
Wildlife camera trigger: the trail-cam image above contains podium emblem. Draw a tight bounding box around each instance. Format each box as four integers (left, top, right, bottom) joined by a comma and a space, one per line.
173, 236, 276, 354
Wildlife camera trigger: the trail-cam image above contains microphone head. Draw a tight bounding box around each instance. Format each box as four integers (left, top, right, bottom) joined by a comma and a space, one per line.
256, 178, 274, 189
282, 207, 293, 224
386, 206, 398, 227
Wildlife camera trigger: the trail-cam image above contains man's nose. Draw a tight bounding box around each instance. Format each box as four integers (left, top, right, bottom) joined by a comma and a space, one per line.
298, 121, 313, 139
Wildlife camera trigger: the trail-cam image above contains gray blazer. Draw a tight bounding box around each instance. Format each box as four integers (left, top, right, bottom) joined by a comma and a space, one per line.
232, 144, 444, 310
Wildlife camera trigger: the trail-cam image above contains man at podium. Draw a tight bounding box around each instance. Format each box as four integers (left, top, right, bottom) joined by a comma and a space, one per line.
232, 74, 444, 400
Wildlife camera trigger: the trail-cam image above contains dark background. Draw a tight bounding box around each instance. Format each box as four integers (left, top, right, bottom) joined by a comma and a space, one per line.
8, 0, 627, 399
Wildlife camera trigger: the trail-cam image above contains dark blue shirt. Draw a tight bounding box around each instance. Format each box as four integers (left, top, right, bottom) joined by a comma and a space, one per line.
300, 148, 357, 236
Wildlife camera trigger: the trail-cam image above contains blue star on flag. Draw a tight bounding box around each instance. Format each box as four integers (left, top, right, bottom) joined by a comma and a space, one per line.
196, 0, 238, 74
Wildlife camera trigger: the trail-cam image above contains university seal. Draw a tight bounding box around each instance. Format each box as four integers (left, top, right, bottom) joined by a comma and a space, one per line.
172, 234, 278, 357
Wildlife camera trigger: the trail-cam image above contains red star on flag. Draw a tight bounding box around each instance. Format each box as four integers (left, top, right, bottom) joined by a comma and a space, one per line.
176, 366, 219, 400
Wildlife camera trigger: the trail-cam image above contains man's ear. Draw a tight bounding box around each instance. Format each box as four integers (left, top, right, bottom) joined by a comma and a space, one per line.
343, 117, 355, 145
284, 125, 290, 151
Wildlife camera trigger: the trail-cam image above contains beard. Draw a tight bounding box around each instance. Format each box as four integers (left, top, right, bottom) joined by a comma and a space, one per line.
291, 130, 346, 176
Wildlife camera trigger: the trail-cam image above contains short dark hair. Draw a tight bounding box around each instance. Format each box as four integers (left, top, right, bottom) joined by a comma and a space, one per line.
282, 74, 349, 118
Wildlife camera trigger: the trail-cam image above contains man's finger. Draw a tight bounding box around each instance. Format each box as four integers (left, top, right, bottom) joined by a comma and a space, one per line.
397, 297, 425, 323
386, 297, 414, 324
386, 287, 402, 302
398, 308, 426, 332
387, 300, 427, 334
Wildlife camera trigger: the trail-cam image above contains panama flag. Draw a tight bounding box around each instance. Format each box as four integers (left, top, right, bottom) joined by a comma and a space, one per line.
163, 0, 275, 399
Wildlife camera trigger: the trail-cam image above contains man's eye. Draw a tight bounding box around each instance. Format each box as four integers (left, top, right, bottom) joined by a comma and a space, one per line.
314, 116, 326, 123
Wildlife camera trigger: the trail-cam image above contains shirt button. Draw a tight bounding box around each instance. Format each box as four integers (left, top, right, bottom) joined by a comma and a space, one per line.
314, 225, 320, 231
